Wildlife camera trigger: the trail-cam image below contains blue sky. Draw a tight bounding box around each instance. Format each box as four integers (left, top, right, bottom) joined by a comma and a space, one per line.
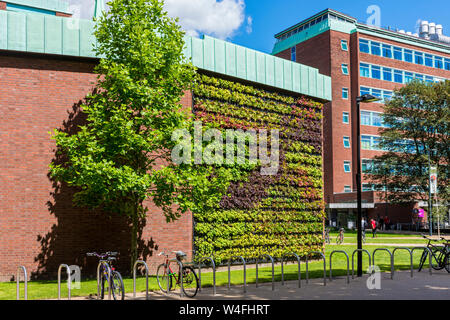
72, 0, 450, 54
228, 0, 450, 53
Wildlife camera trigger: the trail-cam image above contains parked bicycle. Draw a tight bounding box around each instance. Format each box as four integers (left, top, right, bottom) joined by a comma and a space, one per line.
324, 228, 331, 244
418, 235, 450, 273
87, 252, 125, 300
336, 228, 345, 245
156, 251, 199, 298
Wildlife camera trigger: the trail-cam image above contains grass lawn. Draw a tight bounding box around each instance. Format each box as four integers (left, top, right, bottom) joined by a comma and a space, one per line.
0, 239, 433, 300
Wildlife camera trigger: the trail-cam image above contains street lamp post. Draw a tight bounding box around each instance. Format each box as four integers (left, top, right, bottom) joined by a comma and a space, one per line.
356, 94, 381, 277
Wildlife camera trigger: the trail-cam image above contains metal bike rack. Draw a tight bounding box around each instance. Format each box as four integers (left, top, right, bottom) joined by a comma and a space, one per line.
16, 266, 27, 300
227, 256, 246, 293
305, 251, 326, 286
197, 256, 216, 295
281, 252, 301, 288
57, 264, 71, 300
255, 254, 275, 291
169, 258, 184, 298
329, 251, 350, 284
133, 260, 149, 300
411, 247, 433, 276
351, 249, 372, 279
97, 260, 112, 300
372, 248, 394, 279
392, 247, 413, 278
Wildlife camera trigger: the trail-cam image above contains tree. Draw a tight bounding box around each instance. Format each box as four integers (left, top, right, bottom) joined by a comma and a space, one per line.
49, 0, 238, 271
368, 80, 449, 208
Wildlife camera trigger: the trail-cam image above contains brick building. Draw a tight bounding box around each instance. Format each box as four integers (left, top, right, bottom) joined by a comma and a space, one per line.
273, 9, 450, 229
0, 1, 331, 280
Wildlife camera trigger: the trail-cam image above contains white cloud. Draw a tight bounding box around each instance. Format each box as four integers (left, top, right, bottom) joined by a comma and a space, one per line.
164, 0, 246, 40
66, 0, 247, 40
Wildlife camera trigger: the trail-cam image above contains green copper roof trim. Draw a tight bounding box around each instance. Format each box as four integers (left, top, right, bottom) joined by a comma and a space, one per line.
0, 10, 98, 57
0, 10, 331, 101
3, 0, 71, 14
272, 19, 331, 55
185, 35, 331, 101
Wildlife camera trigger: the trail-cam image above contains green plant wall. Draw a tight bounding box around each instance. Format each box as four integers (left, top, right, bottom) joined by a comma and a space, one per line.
192, 73, 325, 263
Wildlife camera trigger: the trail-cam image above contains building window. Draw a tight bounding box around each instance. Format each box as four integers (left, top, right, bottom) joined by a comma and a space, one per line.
341, 40, 348, 51
361, 111, 371, 126
371, 65, 381, 79
404, 49, 413, 63
425, 54, 433, 67
445, 59, 450, 71
344, 186, 352, 193
360, 63, 370, 77
342, 88, 349, 99
393, 47, 403, 60
370, 41, 381, 56
343, 136, 351, 148
291, 46, 296, 62
359, 39, 370, 53
382, 44, 392, 58
405, 72, 414, 83
362, 184, 373, 192
362, 159, 374, 173
341, 64, 349, 75
344, 161, 351, 173
394, 69, 403, 83
343, 112, 349, 124
434, 56, 443, 69
415, 52, 424, 65
383, 67, 392, 82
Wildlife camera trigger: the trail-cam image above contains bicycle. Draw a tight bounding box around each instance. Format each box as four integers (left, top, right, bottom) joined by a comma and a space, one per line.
336, 228, 345, 245
156, 250, 199, 298
87, 252, 125, 300
324, 228, 331, 244
418, 235, 450, 273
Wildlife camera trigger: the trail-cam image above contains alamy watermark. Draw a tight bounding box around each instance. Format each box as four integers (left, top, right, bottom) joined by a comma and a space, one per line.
366, 265, 381, 290
171, 121, 280, 176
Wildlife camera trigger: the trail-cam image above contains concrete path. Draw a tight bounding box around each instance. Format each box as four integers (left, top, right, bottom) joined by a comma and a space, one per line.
71, 270, 450, 301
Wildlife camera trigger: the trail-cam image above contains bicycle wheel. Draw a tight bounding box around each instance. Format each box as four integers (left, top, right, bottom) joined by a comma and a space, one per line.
181, 266, 199, 298
430, 247, 445, 270
100, 272, 109, 300
111, 271, 125, 300
157, 263, 172, 293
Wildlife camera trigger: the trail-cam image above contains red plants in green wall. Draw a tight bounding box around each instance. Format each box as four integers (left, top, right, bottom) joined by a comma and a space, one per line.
192, 73, 325, 263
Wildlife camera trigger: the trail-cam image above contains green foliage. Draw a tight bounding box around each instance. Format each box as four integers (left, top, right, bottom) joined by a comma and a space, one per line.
369, 80, 450, 205
192, 74, 325, 263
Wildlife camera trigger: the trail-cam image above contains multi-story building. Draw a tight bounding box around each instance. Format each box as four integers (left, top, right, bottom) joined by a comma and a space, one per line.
273, 8, 450, 228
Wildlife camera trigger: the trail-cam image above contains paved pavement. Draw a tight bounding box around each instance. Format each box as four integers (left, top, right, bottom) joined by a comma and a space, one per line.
72, 270, 450, 301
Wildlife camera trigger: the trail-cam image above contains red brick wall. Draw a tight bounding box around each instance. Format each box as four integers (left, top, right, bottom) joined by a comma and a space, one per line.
0, 53, 193, 281
0, 1, 6, 10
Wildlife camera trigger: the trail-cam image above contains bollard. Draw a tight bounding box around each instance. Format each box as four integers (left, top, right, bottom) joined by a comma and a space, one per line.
281, 252, 301, 288
133, 260, 149, 300
392, 248, 413, 278
372, 248, 393, 279
255, 254, 275, 291
58, 264, 71, 300
227, 256, 246, 293
329, 251, 350, 284
197, 257, 216, 295
16, 266, 27, 300
351, 249, 372, 279
305, 251, 326, 286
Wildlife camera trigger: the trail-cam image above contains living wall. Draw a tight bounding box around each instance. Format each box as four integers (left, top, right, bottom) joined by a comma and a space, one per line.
192, 73, 325, 263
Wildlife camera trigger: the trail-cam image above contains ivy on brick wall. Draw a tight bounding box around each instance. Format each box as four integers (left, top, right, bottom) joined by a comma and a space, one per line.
192, 73, 325, 263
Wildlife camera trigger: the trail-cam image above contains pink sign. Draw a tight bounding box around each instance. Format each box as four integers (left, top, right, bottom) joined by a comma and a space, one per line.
418, 209, 425, 218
